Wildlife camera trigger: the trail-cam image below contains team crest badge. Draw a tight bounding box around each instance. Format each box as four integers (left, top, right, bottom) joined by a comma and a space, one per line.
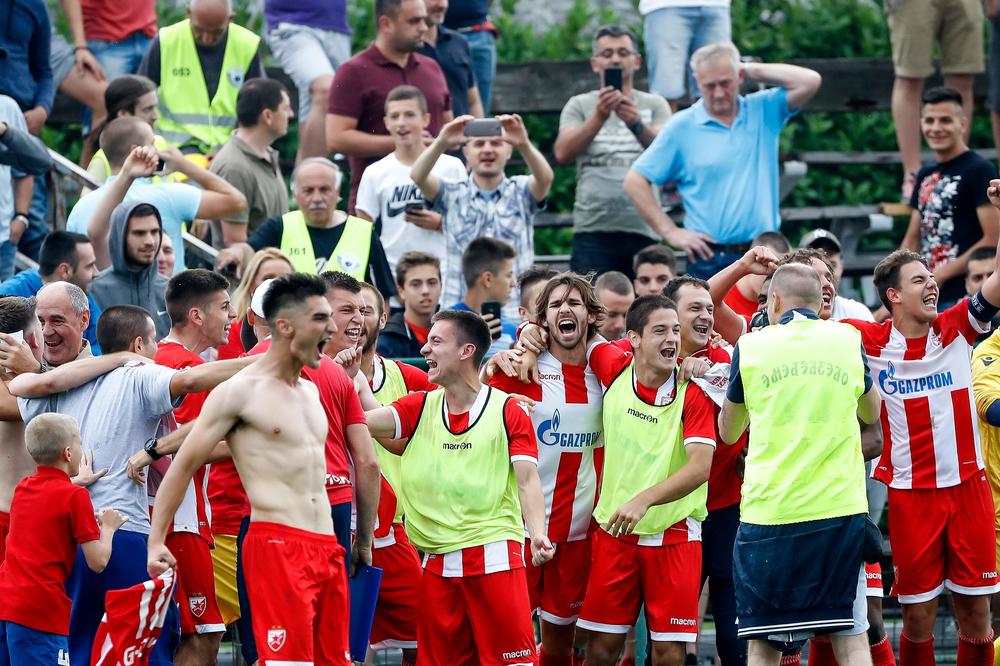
188, 595, 207, 618
337, 252, 362, 274
227, 67, 246, 88
267, 627, 286, 652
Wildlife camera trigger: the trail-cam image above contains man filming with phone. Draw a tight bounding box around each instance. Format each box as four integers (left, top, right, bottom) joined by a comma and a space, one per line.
410, 112, 554, 321
554, 24, 671, 279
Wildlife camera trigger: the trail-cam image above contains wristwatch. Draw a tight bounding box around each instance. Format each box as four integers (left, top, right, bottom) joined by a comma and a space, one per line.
11, 213, 28, 227
144, 437, 163, 461
627, 120, 644, 136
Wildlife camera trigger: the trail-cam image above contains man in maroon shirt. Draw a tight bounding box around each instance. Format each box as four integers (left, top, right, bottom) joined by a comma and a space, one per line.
326, 0, 452, 212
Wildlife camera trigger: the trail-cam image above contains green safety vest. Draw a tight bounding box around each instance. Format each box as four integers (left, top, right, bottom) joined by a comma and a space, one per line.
399, 387, 524, 554
372, 355, 408, 524
595, 363, 708, 535
279, 210, 373, 278
738, 316, 869, 525
156, 19, 259, 152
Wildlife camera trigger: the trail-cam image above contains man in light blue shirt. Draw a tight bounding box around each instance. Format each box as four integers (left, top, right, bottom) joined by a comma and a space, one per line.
624, 41, 821, 280
66, 116, 246, 275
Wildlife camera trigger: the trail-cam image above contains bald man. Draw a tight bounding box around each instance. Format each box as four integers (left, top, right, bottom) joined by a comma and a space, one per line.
138, 0, 266, 153
216, 158, 397, 299
719, 263, 881, 666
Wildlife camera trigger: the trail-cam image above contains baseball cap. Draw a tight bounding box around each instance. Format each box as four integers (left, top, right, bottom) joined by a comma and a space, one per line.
800, 229, 842, 254
249, 278, 276, 320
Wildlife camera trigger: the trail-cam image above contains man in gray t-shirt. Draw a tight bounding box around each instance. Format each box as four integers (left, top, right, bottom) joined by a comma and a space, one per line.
554, 24, 670, 279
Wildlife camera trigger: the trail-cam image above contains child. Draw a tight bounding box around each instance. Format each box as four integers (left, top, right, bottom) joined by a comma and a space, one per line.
0, 413, 127, 664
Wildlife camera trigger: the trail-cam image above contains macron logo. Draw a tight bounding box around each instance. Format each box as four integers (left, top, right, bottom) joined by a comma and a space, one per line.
670, 618, 696, 626
627, 408, 658, 424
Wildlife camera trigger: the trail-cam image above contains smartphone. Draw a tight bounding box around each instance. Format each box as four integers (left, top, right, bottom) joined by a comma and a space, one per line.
155, 158, 166, 174
603, 66, 623, 92
463, 118, 503, 137
481, 301, 502, 341
404, 201, 426, 213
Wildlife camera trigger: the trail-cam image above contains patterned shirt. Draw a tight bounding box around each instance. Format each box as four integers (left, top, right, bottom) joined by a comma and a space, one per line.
434, 173, 545, 320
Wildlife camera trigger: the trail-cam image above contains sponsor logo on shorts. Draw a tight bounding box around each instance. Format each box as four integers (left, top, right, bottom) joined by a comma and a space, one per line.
865, 572, 881, 580
267, 627, 286, 652
627, 407, 657, 424
502, 649, 532, 659
536, 409, 600, 449
670, 618, 696, 626
982, 571, 998, 579
878, 361, 953, 396
189, 594, 207, 618
442, 441, 473, 451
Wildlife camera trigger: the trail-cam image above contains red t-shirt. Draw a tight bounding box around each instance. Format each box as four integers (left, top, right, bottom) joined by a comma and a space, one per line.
248, 338, 368, 506
406, 320, 429, 347
216, 318, 245, 361
210, 324, 249, 533
724, 285, 759, 320
328, 44, 451, 212
0, 466, 100, 635
389, 388, 537, 461
82, 0, 156, 43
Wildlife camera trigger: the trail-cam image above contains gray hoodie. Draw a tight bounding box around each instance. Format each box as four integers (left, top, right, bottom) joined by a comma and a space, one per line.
90, 201, 170, 339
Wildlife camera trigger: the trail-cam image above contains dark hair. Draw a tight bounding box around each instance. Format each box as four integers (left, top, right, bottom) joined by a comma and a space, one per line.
626, 294, 677, 335
633, 245, 676, 274
262, 273, 329, 324
361, 282, 386, 318
593, 24, 638, 53
968, 246, 997, 264
100, 116, 151, 167
165, 269, 230, 327
97, 305, 155, 353
922, 86, 964, 108
873, 250, 928, 310
38, 231, 91, 278
663, 275, 710, 301
431, 309, 492, 366
462, 237, 516, 288
385, 85, 428, 114
320, 271, 363, 295
518, 267, 557, 309
395, 251, 440, 286
375, 0, 403, 20
752, 231, 791, 254
778, 248, 833, 276
236, 78, 289, 127
87, 75, 157, 155
0, 296, 37, 335
594, 270, 633, 297
534, 272, 606, 337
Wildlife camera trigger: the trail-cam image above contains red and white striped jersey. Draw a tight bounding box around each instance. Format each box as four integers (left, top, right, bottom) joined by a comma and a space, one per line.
91, 569, 177, 666
489, 348, 604, 543
421, 539, 525, 577
846, 300, 989, 489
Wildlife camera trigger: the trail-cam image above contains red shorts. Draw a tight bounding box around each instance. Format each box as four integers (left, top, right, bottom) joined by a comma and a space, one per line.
167, 532, 225, 635
0, 510, 8, 565
525, 537, 590, 624
865, 562, 883, 598
577, 528, 701, 643
419, 566, 537, 665
888, 475, 1000, 603
370, 524, 421, 650
243, 522, 350, 665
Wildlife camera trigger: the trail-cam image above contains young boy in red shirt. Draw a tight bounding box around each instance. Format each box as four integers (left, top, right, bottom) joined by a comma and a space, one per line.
0, 413, 127, 664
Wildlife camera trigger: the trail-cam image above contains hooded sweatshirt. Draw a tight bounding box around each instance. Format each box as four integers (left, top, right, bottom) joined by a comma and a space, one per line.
90, 202, 170, 339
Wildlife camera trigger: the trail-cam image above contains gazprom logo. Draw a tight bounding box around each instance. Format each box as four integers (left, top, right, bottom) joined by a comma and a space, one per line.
878, 361, 953, 396
536, 409, 600, 449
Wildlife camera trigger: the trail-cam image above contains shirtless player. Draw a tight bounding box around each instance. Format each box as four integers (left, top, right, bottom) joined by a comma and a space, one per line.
147, 273, 351, 666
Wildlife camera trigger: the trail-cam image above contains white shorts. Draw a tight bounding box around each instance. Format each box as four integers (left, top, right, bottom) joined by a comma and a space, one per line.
831, 566, 870, 637
267, 23, 352, 117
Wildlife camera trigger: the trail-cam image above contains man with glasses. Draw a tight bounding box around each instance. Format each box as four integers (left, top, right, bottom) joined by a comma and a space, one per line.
554, 25, 671, 279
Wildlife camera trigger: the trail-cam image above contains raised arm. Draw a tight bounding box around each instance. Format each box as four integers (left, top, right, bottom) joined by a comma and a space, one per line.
168, 355, 256, 400
709, 246, 780, 344
604, 443, 714, 538
743, 62, 822, 110
148, 381, 242, 575
88, 146, 159, 269
411, 114, 474, 202
158, 146, 247, 220
514, 460, 554, 566
8, 352, 141, 397
500, 114, 553, 202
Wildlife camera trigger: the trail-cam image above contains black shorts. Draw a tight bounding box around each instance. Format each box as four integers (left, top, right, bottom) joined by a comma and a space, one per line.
734, 514, 864, 641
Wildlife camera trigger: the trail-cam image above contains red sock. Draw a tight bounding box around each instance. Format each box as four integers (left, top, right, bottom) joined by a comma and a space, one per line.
781, 652, 802, 665
898, 634, 935, 666
807, 636, 838, 666
957, 632, 995, 666
870, 635, 896, 666
539, 648, 573, 666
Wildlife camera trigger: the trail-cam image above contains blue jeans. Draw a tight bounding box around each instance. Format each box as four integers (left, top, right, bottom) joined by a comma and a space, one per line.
88, 32, 152, 79
686, 249, 743, 281
0, 621, 69, 666
643, 5, 732, 100
464, 29, 497, 113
